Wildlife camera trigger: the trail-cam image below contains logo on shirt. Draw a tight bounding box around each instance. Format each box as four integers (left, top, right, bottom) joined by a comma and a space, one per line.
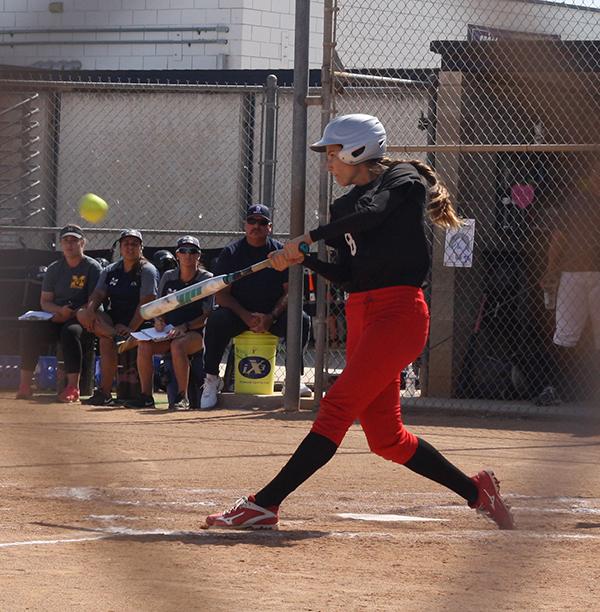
345, 232, 357, 256
70, 275, 86, 289
109, 277, 119, 286
238, 356, 271, 379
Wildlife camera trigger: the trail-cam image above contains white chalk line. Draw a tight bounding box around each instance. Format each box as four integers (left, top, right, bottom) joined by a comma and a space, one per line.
338, 513, 448, 523
2, 524, 600, 550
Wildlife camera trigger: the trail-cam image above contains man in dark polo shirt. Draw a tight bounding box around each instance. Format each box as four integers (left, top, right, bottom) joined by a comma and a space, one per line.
16, 224, 101, 403
200, 204, 311, 409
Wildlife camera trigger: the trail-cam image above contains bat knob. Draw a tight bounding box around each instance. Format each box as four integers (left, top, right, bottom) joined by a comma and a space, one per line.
298, 242, 310, 255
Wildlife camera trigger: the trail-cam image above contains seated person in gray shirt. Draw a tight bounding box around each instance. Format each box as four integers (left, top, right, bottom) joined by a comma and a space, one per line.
78, 229, 159, 406
125, 235, 214, 410
16, 224, 102, 403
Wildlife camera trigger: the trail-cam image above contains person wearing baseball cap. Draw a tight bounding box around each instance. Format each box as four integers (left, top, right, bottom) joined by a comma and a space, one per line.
78, 228, 159, 406
176, 234, 201, 250
127, 234, 213, 410
200, 204, 311, 410
245, 203, 271, 221
16, 224, 102, 403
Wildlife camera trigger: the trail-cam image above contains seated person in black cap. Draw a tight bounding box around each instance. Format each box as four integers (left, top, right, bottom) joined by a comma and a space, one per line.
125, 235, 214, 410
77, 229, 159, 406
201, 204, 311, 409
16, 224, 102, 403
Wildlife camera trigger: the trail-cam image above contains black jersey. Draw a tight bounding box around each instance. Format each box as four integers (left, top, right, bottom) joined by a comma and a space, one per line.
97, 259, 159, 325
305, 163, 430, 292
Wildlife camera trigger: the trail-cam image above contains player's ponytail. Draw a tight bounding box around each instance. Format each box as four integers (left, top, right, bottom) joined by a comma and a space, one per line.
373, 158, 462, 229
407, 159, 462, 229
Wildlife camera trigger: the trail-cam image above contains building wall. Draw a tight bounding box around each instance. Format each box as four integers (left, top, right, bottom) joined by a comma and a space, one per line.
0, 0, 324, 71
2, 1, 598, 73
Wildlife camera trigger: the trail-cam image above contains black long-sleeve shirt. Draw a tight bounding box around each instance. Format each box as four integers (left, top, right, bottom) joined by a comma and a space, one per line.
304, 163, 430, 292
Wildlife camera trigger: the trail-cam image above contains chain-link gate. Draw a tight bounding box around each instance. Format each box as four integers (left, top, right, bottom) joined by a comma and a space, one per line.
322, 0, 600, 408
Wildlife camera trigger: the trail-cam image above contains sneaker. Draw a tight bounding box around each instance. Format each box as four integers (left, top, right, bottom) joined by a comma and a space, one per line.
282, 383, 313, 397
170, 392, 189, 411
469, 469, 515, 530
200, 374, 220, 410
205, 495, 279, 529
124, 394, 155, 409
299, 383, 312, 397
58, 385, 80, 403
82, 389, 114, 406
16, 384, 33, 400
534, 386, 561, 407
400, 370, 407, 391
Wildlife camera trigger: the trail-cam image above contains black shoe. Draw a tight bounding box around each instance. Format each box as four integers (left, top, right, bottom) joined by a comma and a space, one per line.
170, 392, 189, 411
124, 394, 156, 409
82, 389, 114, 406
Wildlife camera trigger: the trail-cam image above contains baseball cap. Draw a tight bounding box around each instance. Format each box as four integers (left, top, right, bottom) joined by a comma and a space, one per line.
246, 204, 271, 220
119, 229, 143, 242
176, 235, 201, 249
59, 224, 85, 240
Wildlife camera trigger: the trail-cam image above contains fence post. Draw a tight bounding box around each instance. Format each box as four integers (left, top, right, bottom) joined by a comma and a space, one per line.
312, 0, 335, 407
284, 0, 311, 412
262, 74, 277, 214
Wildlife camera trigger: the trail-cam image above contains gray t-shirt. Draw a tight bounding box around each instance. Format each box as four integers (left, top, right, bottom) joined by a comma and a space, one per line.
42, 255, 102, 309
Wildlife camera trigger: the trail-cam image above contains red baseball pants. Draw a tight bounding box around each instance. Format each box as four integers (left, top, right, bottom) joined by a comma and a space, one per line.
312, 285, 429, 464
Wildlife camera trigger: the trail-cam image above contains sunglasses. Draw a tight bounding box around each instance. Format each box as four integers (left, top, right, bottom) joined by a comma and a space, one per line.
246, 217, 270, 226
177, 247, 200, 254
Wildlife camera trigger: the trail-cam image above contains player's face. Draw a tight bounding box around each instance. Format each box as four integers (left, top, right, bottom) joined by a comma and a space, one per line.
176, 246, 200, 269
120, 237, 142, 261
325, 145, 373, 187
245, 216, 271, 245
60, 236, 84, 258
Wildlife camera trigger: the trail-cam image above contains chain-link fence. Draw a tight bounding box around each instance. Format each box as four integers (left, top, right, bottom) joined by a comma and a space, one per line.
324, 0, 600, 408
2, 0, 599, 404
0, 74, 325, 388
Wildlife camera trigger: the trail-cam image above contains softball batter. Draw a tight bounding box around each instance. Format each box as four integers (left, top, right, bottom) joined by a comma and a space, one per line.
206, 114, 515, 531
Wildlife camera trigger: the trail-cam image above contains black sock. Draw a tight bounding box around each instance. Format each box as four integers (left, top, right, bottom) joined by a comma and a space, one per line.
404, 438, 478, 504
254, 432, 338, 508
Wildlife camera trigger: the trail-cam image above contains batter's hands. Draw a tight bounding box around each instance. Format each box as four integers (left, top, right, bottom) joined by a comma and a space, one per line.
269, 233, 312, 271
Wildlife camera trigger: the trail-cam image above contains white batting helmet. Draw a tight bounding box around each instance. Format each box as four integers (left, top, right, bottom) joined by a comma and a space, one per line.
310, 114, 387, 165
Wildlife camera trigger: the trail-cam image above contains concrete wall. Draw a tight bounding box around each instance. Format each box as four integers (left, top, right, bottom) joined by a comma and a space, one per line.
0, 0, 324, 71
2, 2, 598, 72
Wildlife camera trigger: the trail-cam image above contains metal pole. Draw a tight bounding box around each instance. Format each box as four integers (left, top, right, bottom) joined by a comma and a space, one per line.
262, 74, 278, 212
240, 93, 256, 219
312, 0, 335, 407
284, 0, 311, 412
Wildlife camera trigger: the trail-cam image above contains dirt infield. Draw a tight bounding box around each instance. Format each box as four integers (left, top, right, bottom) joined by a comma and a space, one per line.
1, 391, 599, 611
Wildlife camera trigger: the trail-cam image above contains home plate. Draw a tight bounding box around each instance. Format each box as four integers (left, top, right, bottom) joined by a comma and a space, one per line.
337, 513, 448, 523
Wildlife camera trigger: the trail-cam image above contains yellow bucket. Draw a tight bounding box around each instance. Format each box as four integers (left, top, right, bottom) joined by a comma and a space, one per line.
233, 331, 278, 395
